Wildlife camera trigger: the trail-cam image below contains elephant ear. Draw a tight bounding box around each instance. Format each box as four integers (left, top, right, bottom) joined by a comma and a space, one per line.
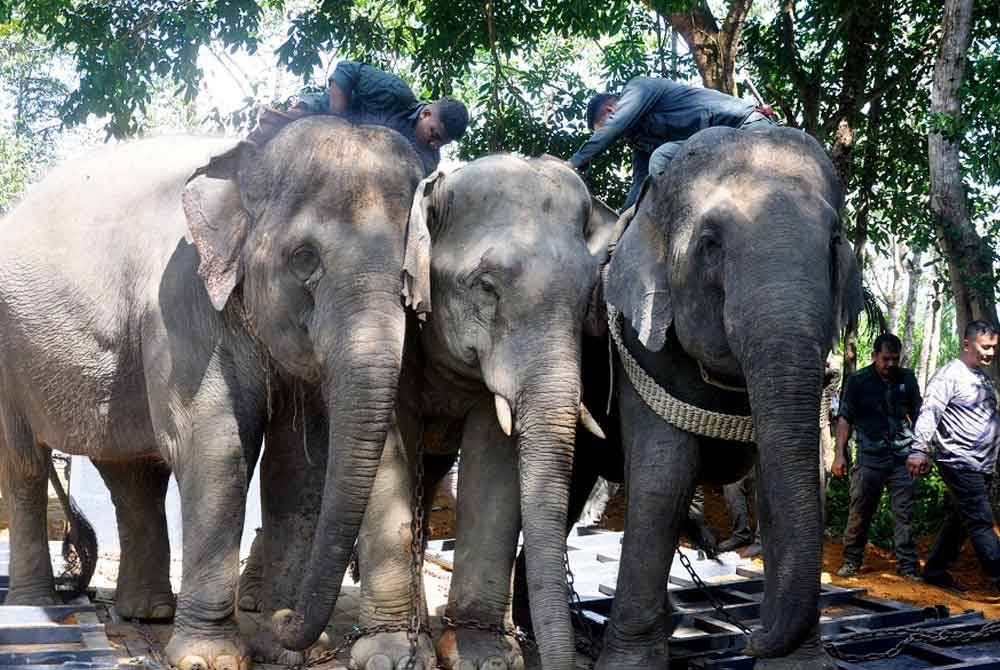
604, 179, 673, 352
182, 141, 258, 311
402, 170, 442, 320
585, 196, 620, 262
832, 233, 865, 340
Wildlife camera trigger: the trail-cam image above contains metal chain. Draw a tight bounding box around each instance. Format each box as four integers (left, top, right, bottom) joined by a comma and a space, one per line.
675, 550, 753, 636
406, 433, 428, 670
565, 547, 601, 667
823, 619, 1000, 663
441, 615, 534, 647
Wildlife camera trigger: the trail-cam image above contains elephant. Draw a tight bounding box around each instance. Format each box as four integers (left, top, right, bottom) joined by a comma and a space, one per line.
591, 126, 864, 670
0, 116, 428, 670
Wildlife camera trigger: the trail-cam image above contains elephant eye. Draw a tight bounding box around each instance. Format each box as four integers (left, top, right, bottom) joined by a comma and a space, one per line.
475, 274, 498, 295
290, 245, 321, 283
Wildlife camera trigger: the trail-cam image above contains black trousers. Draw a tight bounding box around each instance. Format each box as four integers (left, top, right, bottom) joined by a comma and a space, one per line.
923, 463, 1000, 581
841, 462, 919, 572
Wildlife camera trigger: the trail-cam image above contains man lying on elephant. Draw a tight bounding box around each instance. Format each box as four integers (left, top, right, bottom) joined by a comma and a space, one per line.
569, 77, 775, 211
249, 60, 469, 175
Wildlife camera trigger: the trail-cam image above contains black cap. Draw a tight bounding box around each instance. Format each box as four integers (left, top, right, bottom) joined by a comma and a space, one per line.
436, 96, 469, 140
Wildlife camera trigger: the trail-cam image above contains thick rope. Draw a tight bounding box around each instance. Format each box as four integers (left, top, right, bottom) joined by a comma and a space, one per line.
606, 302, 756, 442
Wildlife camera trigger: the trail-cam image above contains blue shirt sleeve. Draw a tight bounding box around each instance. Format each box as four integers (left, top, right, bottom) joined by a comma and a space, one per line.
329, 61, 363, 97
570, 80, 661, 169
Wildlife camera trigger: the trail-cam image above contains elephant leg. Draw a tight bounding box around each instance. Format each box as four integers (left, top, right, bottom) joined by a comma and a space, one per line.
236, 530, 264, 613
351, 423, 435, 670
247, 395, 330, 664
595, 378, 700, 670
436, 398, 523, 670
94, 458, 175, 620
163, 413, 260, 670
0, 417, 57, 606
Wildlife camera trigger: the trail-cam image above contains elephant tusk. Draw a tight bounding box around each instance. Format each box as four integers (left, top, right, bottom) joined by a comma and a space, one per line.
495, 394, 513, 436
579, 403, 606, 440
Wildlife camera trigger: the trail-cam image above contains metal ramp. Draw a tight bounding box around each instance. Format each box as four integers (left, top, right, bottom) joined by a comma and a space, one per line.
0, 542, 123, 670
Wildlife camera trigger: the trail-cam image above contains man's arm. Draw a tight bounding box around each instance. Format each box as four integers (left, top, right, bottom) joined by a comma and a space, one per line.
570, 80, 662, 170
833, 417, 853, 476
327, 61, 363, 113
832, 376, 856, 476
906, 368, 954, 476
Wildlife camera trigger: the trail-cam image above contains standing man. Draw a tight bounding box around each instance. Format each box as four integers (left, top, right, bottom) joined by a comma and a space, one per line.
833, 333, 923, 579
908, 320, 1000, 592
568, 77, 774, 211
250, 60, 468, 176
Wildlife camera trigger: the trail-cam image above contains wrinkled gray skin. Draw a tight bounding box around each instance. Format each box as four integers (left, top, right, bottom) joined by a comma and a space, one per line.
598, 127, 864, 670
0, 117, 427, 670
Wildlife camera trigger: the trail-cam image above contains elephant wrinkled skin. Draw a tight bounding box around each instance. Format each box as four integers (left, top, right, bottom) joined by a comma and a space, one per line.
597, 126, 863, 670
0, 117, 426, 670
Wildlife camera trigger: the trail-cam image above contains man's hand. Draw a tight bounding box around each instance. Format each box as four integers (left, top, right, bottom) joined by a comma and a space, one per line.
831, 454, 848, 477
906, 452, 931, 478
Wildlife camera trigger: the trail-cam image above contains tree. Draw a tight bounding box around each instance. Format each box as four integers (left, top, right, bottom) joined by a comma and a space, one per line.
901, 250, 924, 368
928, 0, 999, 381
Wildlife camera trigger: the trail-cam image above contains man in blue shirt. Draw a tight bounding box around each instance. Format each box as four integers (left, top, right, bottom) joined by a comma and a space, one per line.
833, 333, 923, 579
908, 320, 1000, 592
569, 77, 773, 210
249, 61, 468, 176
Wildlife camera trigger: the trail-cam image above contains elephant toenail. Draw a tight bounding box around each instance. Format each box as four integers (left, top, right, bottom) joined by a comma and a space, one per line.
365, 655, 394, 670
458, 661, 478, 670
396, 659, 423, 670
510, 656, 525, 670
483, 657, 507, 669
238, 595, 260, 612
213, 654, 240, 670
151, 604, 175, 619
178, 655, 208, 670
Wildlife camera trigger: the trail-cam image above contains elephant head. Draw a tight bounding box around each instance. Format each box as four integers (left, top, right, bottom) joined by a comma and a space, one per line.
605, 126, 864, 658
181, 116, 429, 649
412, 155, 615, 669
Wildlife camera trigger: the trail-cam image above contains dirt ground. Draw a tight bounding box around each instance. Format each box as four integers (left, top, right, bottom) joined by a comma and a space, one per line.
596, 484, 1000, 618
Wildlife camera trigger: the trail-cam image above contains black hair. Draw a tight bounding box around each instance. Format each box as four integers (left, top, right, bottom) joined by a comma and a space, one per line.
964, 319, 998, 341
435, 96, 469, 140
586, 92, 619, 130
873, 332, 902, 355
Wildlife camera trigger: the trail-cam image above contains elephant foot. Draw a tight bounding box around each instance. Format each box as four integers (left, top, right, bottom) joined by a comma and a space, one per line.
594, 639, 669, 670
350, 629, 435, 670
165, 625, 250, 670
435, 627, 524, 670
4, 584, 60, 606
115, 582, 176, 620
249, 617, 330, 665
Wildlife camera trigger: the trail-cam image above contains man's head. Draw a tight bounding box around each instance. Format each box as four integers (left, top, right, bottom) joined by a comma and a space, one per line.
415, 97, 468, 150
871, 332, 902, 380
586, 92, 620, 131
961, 320, 998, 369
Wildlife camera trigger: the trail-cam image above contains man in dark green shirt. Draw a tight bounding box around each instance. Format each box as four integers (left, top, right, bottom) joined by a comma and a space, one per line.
249, 61, 468, 176
833, 333, 923, 578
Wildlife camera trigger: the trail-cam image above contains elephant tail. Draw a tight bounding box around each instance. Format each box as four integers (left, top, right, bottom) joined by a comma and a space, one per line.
48, 457, 98, 597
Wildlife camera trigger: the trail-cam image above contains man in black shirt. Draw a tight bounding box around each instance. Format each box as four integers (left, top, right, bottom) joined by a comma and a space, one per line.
833, 333, 923, 578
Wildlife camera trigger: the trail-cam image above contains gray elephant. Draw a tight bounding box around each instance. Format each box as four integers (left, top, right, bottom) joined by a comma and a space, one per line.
257, 155, 617, 670
0, 117, 428, 670
596, 126, 864, 670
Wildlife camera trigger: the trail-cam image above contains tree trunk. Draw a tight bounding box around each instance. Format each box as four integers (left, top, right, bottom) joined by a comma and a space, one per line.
901, 250, 923, 368
929, 0, 1000, 382
917, 289, 935, 388
925, 294, 944, 386
886, 238, 906, 334
646, 0, 753, 94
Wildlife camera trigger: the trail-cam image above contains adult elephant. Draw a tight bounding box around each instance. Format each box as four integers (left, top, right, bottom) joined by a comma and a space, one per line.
595, 126, 864, 670
0, 117, 428, 670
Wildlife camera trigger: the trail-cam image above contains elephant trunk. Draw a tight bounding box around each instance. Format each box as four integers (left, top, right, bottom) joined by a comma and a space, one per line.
739, 322, 826, 657
274, 294, 406, 650
517, 358, 580, 670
